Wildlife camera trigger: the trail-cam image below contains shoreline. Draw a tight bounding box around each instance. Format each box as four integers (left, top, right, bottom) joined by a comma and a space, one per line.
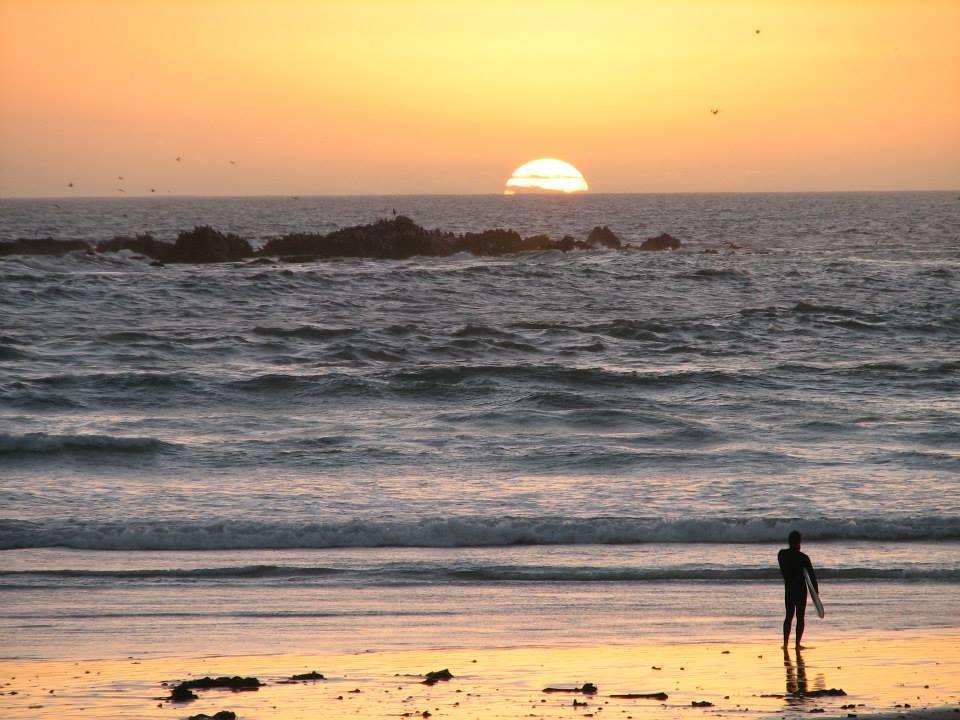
2, 632, 957, 720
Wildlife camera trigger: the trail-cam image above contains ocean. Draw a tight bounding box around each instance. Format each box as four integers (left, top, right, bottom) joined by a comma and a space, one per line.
1, 192, 958, 660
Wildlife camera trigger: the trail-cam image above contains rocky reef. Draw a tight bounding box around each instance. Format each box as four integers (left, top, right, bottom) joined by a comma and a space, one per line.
639, 232, 682, 251
586, 225, 622, 249
100, 226, 253, 263
1, 217, 685, 263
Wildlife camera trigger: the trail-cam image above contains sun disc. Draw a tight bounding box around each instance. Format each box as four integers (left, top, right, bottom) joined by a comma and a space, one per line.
505, 158, 589, 194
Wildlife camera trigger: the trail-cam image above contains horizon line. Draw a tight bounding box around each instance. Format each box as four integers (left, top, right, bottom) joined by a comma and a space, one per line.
2, 188, 958, 201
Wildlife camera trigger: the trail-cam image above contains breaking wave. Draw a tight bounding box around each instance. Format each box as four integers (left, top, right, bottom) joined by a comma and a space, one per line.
0, 432, 175, 457
1, 516, 957, 551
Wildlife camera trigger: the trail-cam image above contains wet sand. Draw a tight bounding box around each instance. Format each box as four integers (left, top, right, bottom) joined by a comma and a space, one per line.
1, 631, 957, 720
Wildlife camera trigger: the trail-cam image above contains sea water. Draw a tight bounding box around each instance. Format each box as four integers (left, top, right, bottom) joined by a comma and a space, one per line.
1, 193, 958, 659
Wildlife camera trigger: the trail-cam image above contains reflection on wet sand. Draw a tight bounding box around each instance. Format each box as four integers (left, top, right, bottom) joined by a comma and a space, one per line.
785, 647, 808, 699
785, 648, 828, 706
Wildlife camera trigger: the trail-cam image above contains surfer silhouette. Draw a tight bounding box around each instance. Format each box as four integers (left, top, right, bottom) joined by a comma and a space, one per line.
778, 530, 818, 648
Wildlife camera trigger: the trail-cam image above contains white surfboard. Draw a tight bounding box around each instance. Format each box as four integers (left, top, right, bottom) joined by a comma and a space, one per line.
804, 568, 824, 619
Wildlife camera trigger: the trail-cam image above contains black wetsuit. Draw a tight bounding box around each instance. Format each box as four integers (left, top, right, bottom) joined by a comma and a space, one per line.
778, 546, 818, 645
778, 547, 818, 605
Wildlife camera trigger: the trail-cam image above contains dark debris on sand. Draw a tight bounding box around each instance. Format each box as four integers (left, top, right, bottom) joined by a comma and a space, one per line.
421, 669, 454, 685
543, 682, 598, 694
805, 688, 848, 697
168, 676, 263, 703
290, 671, 325, 681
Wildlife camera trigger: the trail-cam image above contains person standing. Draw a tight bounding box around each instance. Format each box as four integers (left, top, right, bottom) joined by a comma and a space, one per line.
778, 530, 818, 648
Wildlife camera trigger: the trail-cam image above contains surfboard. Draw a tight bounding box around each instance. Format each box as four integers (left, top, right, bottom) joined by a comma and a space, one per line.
804, 568, 824, 619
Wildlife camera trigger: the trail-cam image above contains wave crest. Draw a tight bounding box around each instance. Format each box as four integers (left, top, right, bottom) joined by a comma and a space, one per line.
0, 432, 175, 456
1, 515, 956, 551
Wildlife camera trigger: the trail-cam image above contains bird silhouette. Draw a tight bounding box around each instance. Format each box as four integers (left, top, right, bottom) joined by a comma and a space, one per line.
710, 109, 720, 115
150, 188, 156, 193
228, 160, 236, 165
755, 28, 761, 34
67, 182, 74, 188
175, 156, 182, 162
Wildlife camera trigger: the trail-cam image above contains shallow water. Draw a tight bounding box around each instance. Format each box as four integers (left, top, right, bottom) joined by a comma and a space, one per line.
2, 544, 959, 659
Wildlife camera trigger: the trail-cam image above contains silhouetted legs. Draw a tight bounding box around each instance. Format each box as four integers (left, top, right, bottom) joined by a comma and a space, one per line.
783, 591, 807, 648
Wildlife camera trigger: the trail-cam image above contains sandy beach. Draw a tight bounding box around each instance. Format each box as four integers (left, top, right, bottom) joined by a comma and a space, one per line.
2, 632, 957, 720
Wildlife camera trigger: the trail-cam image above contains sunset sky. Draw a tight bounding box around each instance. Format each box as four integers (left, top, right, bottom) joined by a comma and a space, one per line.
1, 0, 958, 197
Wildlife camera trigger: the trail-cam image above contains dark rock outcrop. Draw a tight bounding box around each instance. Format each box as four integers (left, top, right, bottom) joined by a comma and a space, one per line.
458, 228, 525, 256
522, 234, 556, 251
96, 233, 169, 260
587, 225, 622, 249
610, 692, 669, 700
187, 712, 236, 720
168, 226, 253, 263
639, 233, 682, 251
259, 216, 600, 259
260, 216, 454, 260
0, 239, 91, 257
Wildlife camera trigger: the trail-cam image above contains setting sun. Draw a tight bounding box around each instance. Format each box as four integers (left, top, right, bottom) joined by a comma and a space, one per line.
504, 158, 589, 195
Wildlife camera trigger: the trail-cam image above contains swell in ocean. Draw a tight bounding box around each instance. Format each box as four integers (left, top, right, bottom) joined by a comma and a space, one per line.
3, 516, 958, 551
1, 194, 958, 563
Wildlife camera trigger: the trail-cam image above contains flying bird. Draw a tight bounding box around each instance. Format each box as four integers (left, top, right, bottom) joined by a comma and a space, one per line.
118, 176, 124, 180
175, 156, 181, 162
228, 160, 236, 165
150, 188, 156, 193
755, 28, 761, 34
67, 182, 74, 188
710, 109, 720, 115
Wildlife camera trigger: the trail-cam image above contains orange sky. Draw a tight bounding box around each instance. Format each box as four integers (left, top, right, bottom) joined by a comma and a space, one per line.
1, 0, 958, 196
